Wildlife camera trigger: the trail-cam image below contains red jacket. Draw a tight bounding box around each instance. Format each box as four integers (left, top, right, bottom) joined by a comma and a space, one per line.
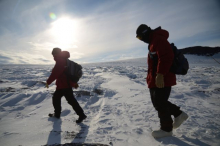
146, 29, 176, 88
47, 51, 77, 89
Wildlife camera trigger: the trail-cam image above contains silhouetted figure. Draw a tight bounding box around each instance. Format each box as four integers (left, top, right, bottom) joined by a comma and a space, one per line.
46, 48, 87, 123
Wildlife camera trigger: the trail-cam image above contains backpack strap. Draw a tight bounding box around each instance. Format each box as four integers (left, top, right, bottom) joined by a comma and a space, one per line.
65, 59, 71, 88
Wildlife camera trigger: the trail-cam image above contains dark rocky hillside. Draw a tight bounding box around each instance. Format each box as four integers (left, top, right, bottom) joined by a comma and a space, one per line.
180, 46, 220, 56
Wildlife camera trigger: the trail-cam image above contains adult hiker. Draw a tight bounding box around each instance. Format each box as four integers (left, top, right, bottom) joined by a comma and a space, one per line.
45, 48, 87, 123
136, 24, 188, 138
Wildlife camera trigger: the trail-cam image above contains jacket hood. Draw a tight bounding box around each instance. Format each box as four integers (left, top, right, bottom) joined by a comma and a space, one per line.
152, 29, 169, 40
53, 51, 70, 61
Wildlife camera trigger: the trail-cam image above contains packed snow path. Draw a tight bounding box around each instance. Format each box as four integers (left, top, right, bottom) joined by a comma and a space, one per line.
0, 55, 220, 146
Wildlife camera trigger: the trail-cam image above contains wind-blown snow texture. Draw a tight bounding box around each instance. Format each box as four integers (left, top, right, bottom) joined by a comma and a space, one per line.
0, 54, 220, 146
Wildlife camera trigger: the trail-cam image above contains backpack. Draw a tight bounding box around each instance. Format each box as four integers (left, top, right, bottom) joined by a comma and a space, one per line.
149, 43, 189, 75
169, 43, 189, 75
65, 59, 83, 83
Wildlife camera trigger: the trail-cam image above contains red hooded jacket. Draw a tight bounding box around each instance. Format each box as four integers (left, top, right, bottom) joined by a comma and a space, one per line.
146, 29, 176, 88
47, 51, 77, 89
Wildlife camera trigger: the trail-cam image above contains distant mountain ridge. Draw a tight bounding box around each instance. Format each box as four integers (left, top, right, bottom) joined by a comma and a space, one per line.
180, 46, 220, 56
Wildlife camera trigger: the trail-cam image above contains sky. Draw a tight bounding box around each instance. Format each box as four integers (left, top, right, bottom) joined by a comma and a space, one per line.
0, 0, 220, 64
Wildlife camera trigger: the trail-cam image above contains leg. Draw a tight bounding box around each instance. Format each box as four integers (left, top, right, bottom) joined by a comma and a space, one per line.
63, 88, 85, 116
167, 101, 182, 118
52, 89, 63, 117
149, 87, 173, 132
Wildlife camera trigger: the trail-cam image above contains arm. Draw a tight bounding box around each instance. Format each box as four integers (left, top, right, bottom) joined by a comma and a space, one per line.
47, 61, 65, 85
155, 39, 173, 88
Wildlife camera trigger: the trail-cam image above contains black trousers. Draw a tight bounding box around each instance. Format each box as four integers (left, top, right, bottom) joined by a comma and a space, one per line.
52, 88, 84, 116
149, 87, 182, 132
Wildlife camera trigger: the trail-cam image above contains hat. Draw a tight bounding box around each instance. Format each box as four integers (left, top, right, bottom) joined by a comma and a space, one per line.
136, 24, 151, 37
52, 48, 61, 56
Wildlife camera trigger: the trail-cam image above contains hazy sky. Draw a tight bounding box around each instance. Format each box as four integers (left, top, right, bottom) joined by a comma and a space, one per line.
0, 0, 220, 64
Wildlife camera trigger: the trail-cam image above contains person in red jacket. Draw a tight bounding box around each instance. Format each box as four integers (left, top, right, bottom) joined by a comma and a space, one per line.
46, 48, 87, 123
136, 24, 188, 138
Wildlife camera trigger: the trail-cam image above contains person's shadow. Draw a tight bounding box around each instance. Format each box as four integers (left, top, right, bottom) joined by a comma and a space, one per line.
46, 117, 62, 145
72, 123, 89, 144
155, 136, 210, 146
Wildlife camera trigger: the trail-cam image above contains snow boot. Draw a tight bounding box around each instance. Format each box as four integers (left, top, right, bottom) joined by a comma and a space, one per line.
173, 111, 188, 129
76, 114, 87, 123
48, 113, 60, 119
152, 129, 173, 138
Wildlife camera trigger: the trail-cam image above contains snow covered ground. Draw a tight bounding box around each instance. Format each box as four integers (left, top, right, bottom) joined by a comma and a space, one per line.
0, 54, 220, 146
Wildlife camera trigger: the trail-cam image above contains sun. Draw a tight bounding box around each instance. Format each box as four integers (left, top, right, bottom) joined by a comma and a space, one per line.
49, 17, 78, 49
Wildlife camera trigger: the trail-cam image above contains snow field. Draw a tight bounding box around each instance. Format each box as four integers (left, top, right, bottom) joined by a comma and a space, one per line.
0, 55, 220, 146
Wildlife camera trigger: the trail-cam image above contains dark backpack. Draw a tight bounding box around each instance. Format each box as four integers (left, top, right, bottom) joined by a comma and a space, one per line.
65, 59, 83, 83
149, 43, 189, 75
169, 43, 189, 75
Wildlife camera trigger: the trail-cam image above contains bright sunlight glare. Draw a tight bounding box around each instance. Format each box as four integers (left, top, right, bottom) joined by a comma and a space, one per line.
49, 17, 78, 49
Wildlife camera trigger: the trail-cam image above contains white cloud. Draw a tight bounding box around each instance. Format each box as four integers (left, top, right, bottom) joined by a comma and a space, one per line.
0, 0, 219, 64
0, 50, 53, 64
69, 52, 84, 60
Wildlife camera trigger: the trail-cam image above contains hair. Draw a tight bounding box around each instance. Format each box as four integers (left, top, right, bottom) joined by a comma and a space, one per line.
52, 48, 61, 56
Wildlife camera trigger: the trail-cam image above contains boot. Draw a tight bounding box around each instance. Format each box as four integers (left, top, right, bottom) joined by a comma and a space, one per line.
152, 129, 172, 138
173, 111, 188, 129
48, 113, 60, 119
76, 114, 87, 123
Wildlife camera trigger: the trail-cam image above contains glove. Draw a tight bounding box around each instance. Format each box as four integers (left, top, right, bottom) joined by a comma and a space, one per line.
45, 83, 49, 88
73, 83, 79, 89
155, 73, 164, 88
